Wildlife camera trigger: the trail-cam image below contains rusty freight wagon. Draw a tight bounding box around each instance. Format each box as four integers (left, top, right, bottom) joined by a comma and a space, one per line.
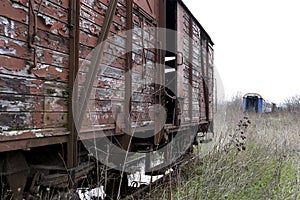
0, 0, 214, 198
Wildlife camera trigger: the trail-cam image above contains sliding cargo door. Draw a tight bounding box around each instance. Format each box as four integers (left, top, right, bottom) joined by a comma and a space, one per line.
76, 0, 128, 136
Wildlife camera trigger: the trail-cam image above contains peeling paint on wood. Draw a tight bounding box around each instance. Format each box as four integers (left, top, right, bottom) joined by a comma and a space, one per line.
0, 94, 42, 112
0, 1, 28, 23
0, 0, 218, 152
0, 128, 69, 141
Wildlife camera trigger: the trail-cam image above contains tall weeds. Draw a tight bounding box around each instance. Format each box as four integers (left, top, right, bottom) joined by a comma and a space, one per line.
147, 100, 300, 200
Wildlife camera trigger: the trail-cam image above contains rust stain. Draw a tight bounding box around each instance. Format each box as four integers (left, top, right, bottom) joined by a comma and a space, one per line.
43, 112, 68, 127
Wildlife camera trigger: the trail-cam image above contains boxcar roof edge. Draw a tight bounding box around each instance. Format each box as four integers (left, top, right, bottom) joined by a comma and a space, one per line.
177, 0, 214, 45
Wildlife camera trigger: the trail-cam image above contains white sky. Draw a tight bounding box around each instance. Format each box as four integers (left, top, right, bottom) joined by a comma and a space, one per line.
182, 0, 300, 104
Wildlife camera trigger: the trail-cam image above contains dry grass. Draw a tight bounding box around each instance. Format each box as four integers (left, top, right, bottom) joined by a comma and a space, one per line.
145, 104, 300, 200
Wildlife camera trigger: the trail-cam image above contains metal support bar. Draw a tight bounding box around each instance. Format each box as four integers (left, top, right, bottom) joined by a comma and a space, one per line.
68, 0, 80, 187
117, 0, 133, 150
200, 34, 205, 121
205, 41, 210, 121
188, 17, 193, 122
77, 0, 119, 130
154, 0, 166, 145
28, 0, 43, 72
201, 76, 210, 123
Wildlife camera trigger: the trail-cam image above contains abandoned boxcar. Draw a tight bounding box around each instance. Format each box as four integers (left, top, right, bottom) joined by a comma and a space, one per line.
242, 93, 276, 113
0, 0, 214, 198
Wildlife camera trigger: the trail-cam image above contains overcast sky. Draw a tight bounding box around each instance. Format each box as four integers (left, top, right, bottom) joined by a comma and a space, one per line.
182, 0, 300, 104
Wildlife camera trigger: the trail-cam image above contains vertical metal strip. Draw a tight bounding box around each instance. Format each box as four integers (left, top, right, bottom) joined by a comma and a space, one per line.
211, 47, 214, 120
188, 17, 193, 122
68, 0, 80, 186
206, 41, 209, 82
200, 33, 205, 121
117, 0, 133, 150
205, 41, 210, 121
154, 0, 166, 145
200, 36, 205, 82
126, 0, 133, 132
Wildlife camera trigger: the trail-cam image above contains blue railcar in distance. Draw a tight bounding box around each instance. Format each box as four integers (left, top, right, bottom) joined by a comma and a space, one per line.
242, 93, 275, 113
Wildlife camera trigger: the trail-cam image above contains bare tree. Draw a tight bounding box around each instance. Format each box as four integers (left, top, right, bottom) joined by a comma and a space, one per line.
284, 95, 300, 112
